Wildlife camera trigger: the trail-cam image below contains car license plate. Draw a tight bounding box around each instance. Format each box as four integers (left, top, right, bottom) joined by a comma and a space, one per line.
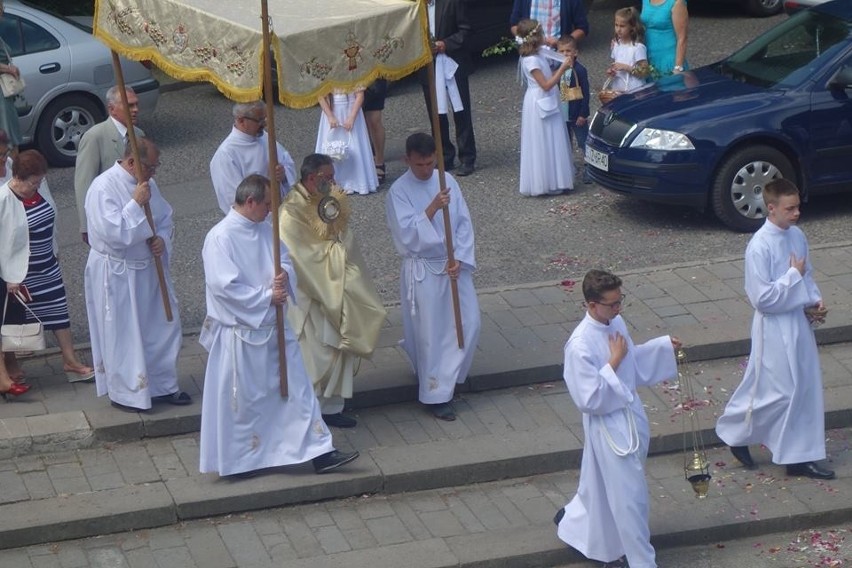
585, 146, 608, 172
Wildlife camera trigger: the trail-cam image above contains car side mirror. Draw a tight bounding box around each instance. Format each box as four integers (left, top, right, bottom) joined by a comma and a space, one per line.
828, 65, 852, 89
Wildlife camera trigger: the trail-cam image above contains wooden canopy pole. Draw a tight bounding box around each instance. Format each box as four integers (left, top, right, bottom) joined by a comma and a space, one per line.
110, 51, 173, 322
426, 56, 464, 350
261, 0, 288, 397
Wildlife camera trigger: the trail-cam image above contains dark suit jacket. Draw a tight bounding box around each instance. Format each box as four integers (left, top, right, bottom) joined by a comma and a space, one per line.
419, 0, 473, 81
509, 0, 590, 38
73, 119, 144, 232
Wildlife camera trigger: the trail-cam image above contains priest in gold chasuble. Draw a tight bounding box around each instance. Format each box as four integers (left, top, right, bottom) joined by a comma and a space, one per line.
278, 154, 386, 428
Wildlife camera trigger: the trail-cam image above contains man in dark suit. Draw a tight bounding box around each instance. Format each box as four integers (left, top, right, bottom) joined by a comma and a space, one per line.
420, 0, 477, 177
510, 0, 590, 48
74, 86, 144, 245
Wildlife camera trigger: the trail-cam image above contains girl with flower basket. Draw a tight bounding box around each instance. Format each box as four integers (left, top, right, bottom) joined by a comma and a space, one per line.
600, 7, 651, 104
315, 89, 378, 195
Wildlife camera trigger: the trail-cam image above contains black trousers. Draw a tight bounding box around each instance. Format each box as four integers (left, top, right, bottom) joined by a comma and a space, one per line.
421, 72, 477, 168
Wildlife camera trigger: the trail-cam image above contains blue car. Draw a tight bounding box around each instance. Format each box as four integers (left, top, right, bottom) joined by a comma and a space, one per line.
585, 0, 852, 231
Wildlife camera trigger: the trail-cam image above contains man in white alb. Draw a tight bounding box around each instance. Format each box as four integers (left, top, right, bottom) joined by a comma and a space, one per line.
209, 101, 296, 214
716, 178, 834, 480
84, 138, 190, 412
199, 174, 359, 477
386, 133, 480, 421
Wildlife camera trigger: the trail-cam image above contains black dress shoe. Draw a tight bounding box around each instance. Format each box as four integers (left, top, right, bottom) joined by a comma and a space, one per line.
322, 413, 357, 428
152, 391, 192, 406
786, 461, 836, 480
730, 445, 756, 469
455, 163, 475, 177
553, 507, 565, 526
602, 555, 629, 568
313, 450, 359, 474
428, 402, 456, 421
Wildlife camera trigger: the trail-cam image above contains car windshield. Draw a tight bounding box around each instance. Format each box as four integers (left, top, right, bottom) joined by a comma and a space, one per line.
717, 10, 851, 88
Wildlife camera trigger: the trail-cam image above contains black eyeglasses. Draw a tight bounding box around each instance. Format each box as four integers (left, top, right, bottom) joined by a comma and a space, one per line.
240, 115, 265, 123
596, 294, 626, 308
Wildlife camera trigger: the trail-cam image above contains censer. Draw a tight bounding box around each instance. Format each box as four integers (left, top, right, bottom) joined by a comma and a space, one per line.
677, 349, 712, 498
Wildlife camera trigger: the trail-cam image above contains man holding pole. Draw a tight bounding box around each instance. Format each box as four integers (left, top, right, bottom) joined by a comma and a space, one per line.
279, 154, 386, 428
84, 138, 190, 412
386, 133, 480, 421
210, 101, 297, 215
199, 174, 359, 477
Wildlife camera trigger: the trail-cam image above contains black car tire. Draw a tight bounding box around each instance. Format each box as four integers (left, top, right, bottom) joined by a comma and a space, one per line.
711, 145, 794, 232
745, 0, 783, 17
36, 94, 105, 167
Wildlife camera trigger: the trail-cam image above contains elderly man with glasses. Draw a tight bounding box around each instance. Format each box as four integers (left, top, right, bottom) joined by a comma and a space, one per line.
84, 138, 190, 412
209, 101, 296, 214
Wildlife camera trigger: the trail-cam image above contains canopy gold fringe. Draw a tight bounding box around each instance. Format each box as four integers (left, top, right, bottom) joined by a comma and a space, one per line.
93, 0, 432, 108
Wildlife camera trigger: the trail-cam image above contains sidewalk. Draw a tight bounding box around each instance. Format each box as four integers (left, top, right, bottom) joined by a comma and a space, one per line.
2, 244, 852, 560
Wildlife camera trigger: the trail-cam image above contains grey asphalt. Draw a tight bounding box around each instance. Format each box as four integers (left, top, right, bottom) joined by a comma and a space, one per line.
2, 244, 852, 567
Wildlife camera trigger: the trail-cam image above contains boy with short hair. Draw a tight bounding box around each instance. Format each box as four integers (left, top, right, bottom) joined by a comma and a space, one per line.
556, 269, 680, 568
385, 133, 480, 421
716, 179, 834, 480
556, 35, 591, 184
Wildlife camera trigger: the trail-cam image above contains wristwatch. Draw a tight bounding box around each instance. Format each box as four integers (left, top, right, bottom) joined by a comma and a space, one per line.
673, 65, 684, 72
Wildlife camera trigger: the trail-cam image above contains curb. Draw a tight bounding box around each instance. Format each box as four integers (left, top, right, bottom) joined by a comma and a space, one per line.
4, 323, 852, 458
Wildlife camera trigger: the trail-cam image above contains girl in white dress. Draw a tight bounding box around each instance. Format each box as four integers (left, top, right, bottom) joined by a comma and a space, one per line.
608, 7, 649, 94
517, 19, 574, 197
316, 89, 378, 195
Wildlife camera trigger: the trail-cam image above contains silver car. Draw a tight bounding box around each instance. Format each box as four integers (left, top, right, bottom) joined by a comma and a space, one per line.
0, 0, 159, 166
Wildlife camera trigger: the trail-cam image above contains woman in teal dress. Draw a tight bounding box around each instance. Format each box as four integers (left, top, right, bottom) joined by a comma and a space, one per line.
641, 0, 689, 76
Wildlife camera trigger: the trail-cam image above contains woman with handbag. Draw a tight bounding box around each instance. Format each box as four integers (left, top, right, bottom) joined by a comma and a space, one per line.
0, 2, 23, 150
0, 130, 30, 399
1, 147, 94, 385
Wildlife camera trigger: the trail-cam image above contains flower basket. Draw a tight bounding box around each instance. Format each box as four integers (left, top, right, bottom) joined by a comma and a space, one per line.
321, 128, 351, 161
598, 76, 623, 105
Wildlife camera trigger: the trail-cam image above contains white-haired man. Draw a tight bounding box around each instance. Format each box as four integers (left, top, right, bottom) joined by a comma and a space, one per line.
209, 101, 296, 214
75, 86, 144, 244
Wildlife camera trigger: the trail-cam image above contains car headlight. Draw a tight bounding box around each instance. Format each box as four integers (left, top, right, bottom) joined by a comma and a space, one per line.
629, 128, 695, 150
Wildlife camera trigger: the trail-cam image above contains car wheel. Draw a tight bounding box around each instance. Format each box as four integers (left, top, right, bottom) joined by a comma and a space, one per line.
745, 0, 782, 17
711, 145, 794, 232
35, 94, 105, 167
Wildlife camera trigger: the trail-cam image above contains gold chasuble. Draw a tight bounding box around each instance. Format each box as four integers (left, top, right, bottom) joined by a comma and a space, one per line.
279, 183, 386, 397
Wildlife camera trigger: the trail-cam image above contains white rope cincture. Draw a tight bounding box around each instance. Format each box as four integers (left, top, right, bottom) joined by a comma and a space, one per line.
405, 256, 447, 317
600, 407, 640, 457
229, 324, 276, 412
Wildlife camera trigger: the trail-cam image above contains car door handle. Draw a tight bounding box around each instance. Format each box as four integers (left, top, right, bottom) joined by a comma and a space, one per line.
39, 63, 61, 74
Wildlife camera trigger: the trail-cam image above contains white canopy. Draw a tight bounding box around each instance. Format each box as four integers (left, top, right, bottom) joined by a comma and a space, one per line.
94, 0, 431, 107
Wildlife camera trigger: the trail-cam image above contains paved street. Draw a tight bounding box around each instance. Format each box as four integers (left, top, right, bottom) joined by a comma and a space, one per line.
4, 430, 852, 568
35, 1, 816, 344
2, 243, 852, 566
4, 1, 852, 566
